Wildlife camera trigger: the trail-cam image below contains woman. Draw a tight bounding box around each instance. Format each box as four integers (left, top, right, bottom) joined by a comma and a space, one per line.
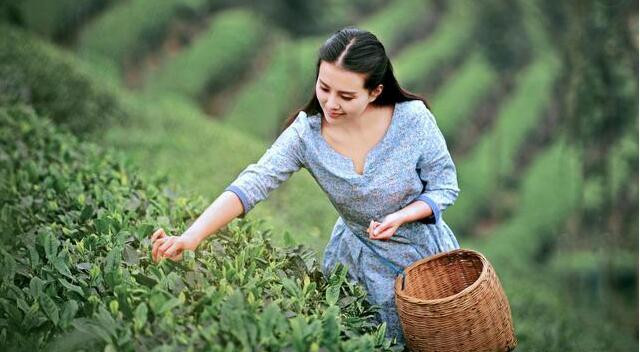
150, 26, 461, 345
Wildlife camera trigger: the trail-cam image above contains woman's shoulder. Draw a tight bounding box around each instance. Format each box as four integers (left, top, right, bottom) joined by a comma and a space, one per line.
397, 99, 443, 145
401, 99, 431, 120
398, 99, 433, 130
287, 110, 313, 136
293, 109, 323, 136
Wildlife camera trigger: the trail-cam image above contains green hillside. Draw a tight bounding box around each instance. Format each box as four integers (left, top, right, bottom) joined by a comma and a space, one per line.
1, 0, 637, 350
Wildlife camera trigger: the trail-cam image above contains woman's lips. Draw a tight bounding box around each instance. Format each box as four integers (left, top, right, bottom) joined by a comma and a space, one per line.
328, 111, 343, 118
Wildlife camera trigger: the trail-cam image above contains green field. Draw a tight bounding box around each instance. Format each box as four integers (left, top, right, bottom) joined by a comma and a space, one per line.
1, 1, 636, 350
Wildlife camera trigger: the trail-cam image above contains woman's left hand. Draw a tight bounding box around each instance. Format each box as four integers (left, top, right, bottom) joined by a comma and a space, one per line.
368, 212, 404, 241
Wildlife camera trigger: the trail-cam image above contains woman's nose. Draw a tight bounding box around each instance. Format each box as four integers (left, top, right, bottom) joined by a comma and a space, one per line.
326, 95, 340, 110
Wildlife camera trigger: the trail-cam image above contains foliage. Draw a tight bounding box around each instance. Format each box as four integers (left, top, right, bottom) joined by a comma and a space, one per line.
545, 0, 638, 237
145, 8, 268, 100
472, 0, 532, 73
0, 24, 126, 137
394, 1, 475, 91
0, 0, 113, 43
0, 105, 401, 351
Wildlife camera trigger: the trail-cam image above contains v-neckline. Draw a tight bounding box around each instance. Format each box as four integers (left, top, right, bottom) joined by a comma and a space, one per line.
318, 101, 399, 177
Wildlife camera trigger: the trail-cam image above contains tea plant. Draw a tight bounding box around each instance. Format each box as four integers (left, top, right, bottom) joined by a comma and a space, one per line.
0, 105, 401, 351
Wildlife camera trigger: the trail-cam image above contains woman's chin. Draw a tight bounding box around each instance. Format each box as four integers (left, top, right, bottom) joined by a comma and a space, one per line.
326, 112, 345, 121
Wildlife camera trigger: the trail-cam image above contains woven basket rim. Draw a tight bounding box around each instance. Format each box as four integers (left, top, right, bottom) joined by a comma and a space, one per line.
394, 248, 489, 304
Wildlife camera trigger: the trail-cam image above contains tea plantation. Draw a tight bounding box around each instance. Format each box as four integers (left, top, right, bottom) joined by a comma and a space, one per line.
0, 105, 400, 351
0, 0, 637, 351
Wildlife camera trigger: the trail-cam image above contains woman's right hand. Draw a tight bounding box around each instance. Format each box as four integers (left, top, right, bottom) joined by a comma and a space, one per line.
368, 219, 381, 238
150, 228, 199, 263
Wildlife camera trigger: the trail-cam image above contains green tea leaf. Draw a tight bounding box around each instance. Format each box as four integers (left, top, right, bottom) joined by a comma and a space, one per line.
39, 292, 59, 326
133, 302, 148, 331
22, 301, 44, 330
60, 300, 79, 328
281, 277, 300, 297
1, 252, 16, 284
29, 276, 44, 299
104, 246, 121, 274
53, 256, 74, 280
79, 204, 93, 223
374, 322, 387, 346
43, 229, 60, 260
322, 305, 340, 351
258, 303, 287, 343
325, 285, 340, 306
59, 278, 84, 297
28, 245, 40, 269
123, 244, 139, 266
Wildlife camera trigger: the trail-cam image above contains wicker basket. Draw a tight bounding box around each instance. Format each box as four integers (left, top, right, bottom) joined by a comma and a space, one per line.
394, 248, 518, 352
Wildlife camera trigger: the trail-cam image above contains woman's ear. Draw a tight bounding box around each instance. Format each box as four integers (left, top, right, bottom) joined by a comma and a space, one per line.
369, 84, 383, 102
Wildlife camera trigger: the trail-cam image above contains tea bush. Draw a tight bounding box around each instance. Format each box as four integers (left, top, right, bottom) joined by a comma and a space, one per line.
0, 24, 126, 137
0, 23, 339, 259
0, 105, 401, 351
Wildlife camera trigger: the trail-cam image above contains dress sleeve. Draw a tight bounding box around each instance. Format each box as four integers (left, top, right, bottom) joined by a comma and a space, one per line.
414, 104, 460, 225
224, 111, 307, 217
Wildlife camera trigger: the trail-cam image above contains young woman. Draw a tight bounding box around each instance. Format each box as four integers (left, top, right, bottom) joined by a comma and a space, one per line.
150, 26, 461, 345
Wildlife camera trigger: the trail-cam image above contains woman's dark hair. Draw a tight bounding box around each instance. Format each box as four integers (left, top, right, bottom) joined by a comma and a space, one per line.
280, 26, 429, 132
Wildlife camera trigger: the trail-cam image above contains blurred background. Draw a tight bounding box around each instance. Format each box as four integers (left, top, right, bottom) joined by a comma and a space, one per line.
1, 0, 637, 350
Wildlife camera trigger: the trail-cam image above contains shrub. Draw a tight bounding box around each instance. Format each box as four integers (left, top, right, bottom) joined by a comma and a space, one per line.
0, 105, 400, 351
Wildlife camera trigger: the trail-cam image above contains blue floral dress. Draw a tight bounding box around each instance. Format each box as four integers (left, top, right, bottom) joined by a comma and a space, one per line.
225, 99, 461, 345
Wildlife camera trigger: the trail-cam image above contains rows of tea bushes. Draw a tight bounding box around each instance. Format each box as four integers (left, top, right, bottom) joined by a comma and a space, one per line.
77, 0, 228, 72
0, 105, 401, 351
218, 37, 311, 140
0, 24, 126, 137
1, 24, 338, 259
428, 51, 498, 140
143, 8, 269, 100
578, 117, 639, 216
357, 0, 439, 55
447, 50, 560, 232
444, 6, 562, 232
465, 138, 637, 350
394, 0, 475, 91
8, 0, 113, 41
547, 117, 638, 333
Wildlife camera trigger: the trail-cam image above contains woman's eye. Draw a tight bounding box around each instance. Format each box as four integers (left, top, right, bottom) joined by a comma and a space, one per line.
320, 86, 353, 101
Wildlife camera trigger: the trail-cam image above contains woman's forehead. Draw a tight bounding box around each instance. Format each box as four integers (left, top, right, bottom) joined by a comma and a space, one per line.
318, 61, 365, 92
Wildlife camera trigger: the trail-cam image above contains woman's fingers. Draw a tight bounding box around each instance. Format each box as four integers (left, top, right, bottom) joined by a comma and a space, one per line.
370, 222, 386, 238
152, 237, 165, 262
151, 228, 166, 242
372, 226, 394, 241
151, 228, 166, 262
369, 220, 381, 238
157, 237, 175, 259
164, 241, 182, 259
150, 229, 188, 263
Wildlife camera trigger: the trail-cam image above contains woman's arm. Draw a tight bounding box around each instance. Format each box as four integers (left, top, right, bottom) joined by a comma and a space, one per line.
181, 190, 244, 244
368, 201, 435, 240
392, 200, 434, 225
151, 191, 244, 262
413, 103, 460, 225
151, 111, 307, 262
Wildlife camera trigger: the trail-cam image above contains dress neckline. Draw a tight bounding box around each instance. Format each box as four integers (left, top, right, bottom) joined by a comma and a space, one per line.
315, 101, 400, 177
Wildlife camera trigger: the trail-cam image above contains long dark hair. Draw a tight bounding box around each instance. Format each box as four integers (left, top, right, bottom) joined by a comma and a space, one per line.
280, 26, 429, 132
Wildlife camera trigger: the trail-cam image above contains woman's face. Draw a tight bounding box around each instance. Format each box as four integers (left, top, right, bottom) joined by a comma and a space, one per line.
315, 61, 382, 123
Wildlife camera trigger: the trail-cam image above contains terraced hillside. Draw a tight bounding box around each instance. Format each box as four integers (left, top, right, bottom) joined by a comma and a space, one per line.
1, 0, 637, 350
